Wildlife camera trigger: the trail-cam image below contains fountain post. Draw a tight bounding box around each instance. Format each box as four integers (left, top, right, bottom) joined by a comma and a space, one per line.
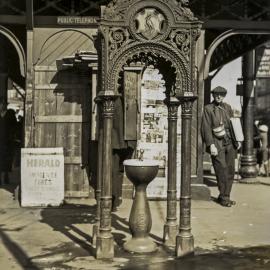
163, 96, 180, 247
176, 94, 197, 257
123, 159, 159, 253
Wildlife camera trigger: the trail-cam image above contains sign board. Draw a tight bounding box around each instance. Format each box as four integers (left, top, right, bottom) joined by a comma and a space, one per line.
21, 148, 64, 207
256, 45, 270, 77
57, 16, 98, 25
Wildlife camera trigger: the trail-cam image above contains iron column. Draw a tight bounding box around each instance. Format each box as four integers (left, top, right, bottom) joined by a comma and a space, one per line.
96, 93, 116, 259
163, 96, 180, 247
176, 94, 197, 257
239, 50, 258, 181
92, 97, 103, 246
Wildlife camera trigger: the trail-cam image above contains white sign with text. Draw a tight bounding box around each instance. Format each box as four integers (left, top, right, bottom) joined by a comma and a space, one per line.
21, 148, 64, 207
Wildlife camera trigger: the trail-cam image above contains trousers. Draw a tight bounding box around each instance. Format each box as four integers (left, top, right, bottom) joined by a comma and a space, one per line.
211, 143, 236, 200
112, 147, 134, 208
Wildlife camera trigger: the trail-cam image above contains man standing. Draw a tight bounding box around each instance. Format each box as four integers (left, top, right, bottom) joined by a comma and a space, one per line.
201, 86, 239, 207
112, 96, 136, 211
0, 97, 17, 185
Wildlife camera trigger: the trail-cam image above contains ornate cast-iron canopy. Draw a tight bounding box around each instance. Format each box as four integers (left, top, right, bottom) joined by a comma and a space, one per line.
98, 0, 201, 97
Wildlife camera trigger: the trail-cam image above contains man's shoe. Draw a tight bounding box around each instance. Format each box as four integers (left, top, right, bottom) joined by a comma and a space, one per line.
219, 200, 232, 207
230, 200, 236, 205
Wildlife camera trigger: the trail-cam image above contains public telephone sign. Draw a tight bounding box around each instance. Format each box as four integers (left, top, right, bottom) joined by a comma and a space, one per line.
57, 16, 97, 25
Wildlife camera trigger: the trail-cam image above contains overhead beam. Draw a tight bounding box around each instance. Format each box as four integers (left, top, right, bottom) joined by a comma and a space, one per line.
203, 20, 270, 30
26, 0, 33, 30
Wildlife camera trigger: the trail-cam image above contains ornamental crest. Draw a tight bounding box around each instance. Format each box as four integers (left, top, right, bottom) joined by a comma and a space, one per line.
135, 8, 165, 40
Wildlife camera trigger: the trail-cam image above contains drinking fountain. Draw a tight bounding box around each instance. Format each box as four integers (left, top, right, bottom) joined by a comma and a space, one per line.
123, 156, 159, 253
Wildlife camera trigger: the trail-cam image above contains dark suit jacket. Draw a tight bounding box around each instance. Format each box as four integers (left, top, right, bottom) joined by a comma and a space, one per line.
201, 101, 237, 153
112, 96, 136, 150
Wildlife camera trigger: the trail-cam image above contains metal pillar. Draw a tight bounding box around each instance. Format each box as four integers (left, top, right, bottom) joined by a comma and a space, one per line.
176, 95, 197, 257
92, 97, 103, 246
163, 97, 180, 247
0, 36, 8, 100
96, 94, 116, 259
239, 50, 258, 181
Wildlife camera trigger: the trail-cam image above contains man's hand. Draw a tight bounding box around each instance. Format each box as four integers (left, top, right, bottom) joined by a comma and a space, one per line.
210, 144, 218, 156
237, 142, 242, 150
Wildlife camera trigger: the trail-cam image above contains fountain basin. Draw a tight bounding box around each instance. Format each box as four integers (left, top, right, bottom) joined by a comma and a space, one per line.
123, 159, 159, 253
123, 159, 159, 186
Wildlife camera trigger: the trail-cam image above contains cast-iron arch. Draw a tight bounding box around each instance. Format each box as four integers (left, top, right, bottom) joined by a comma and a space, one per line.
204, 29, 270, 79
108, 42, 191, 96
0, 25, 26, 77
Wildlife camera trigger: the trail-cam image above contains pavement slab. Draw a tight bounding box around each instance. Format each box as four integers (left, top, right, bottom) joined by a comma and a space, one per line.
0, 178, 270, 269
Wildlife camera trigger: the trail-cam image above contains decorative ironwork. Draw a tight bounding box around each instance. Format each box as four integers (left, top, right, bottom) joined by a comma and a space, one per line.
102, 97, 115, 117
169, 30, 191, 61
173, 0, 195, 21
97, 0, 201, 259
106, 42, 191, 96
179, 95, 197, 116
134, 8, 166, 40
108, 28, 130, 60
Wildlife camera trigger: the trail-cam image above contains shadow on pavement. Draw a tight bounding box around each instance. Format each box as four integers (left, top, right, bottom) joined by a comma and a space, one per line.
203, 176, 218, 187
122, 245, 270, 270
33, 203, 97, 267
0, 226, 39, 269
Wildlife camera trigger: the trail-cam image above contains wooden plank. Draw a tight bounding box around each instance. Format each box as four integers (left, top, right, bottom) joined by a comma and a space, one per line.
35, 84, 88, 90
24, 30, 34, 147
56, 123, 82, 157
65, 191, 90, 198
35, 115, 83, 123
34, 66, 58, 71
64, 156, 82, 164
34, 123, 56, 147
34, 90, 57, 116
64, 165, 89, 197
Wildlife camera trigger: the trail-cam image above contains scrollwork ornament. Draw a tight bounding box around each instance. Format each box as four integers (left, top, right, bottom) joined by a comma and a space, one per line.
168, 105, 179, 120
165, 97, 180, 120
173, 0, 196, 21
103, 0, 129, 21
191, 28, 201, 42
102, 98, 115, 117
178, 95, 197, 115
109, 28, 130, 60
169, 30, 190, 61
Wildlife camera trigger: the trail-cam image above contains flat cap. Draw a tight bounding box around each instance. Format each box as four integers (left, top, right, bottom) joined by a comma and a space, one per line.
259, 125, 268, 133
211, 86, 227, 94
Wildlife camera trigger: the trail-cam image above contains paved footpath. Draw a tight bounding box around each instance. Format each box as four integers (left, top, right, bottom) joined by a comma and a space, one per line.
0, 178, 270, 269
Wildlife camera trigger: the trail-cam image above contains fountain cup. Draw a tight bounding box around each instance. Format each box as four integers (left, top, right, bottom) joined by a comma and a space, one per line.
123, 159, 159, 253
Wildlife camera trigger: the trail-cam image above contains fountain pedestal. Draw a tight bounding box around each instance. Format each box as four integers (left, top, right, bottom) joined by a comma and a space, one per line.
123, 159, 159, 253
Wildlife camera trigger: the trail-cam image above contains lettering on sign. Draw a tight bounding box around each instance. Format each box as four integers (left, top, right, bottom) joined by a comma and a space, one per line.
57, 16, 97, 25
256, 46, 270, 77
21, 148, 64, 207
27, 159, 60, 168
